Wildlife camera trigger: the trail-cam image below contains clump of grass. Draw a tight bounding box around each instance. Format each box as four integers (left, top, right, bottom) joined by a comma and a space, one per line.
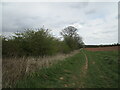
2, 57, 28, 88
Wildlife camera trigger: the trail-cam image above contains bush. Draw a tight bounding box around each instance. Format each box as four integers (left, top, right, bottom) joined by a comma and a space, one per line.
2, 28, 75, 57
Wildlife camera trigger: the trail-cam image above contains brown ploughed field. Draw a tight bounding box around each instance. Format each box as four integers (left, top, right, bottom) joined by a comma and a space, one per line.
85, 46, 120, 51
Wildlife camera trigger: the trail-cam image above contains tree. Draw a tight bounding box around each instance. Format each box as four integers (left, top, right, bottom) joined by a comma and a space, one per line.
60, 26, 84, 50
60, 26, 77, 37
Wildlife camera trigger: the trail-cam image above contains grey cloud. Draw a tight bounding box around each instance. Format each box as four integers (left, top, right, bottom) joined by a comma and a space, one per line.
66, 2, 89, 9
101, 30, 117, 34
85, 9, 96, 14
2, 2, 118, 45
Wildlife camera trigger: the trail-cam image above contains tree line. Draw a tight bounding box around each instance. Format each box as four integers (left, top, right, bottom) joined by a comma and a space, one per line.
2, 26, 84, 58
85, 43, 120, 48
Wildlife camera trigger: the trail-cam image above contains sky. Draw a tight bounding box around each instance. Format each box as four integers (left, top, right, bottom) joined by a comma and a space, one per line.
1, 2, 118, 45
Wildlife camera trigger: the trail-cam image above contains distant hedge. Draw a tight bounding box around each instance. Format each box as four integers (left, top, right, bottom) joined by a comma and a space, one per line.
85, 44, 120, 48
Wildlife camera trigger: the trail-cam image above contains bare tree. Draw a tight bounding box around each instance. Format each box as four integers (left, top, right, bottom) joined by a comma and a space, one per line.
60, 26, 78, 37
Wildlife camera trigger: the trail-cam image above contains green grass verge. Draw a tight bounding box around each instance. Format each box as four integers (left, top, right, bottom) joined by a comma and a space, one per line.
15, 50, 86, 88
15, 49, 119, 88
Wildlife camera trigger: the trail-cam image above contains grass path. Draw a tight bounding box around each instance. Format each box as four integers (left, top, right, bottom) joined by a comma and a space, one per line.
15, 49, 86, 88
81, 50, 88, 74
77, 50, 88, 88
15, 49, 119, 88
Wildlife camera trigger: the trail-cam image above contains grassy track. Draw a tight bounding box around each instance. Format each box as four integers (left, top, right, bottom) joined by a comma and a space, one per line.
15, 49, 119, 88
15, 50, 86, 88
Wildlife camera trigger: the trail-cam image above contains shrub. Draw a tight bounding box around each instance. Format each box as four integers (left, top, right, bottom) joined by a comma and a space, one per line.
2, 28, 76, 57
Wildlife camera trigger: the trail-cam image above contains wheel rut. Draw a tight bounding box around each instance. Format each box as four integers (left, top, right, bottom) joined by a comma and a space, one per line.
79, 50, 88, 88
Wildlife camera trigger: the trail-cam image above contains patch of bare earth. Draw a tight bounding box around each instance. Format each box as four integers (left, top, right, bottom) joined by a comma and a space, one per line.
2, 50, 79, 88
85, 46, 120, 51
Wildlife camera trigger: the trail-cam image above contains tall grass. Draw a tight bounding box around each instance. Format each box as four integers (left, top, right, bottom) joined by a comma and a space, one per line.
2, 50, 80, 88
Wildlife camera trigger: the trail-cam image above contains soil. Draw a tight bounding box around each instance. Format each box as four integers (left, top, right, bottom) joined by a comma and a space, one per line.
85, 46, 120, 51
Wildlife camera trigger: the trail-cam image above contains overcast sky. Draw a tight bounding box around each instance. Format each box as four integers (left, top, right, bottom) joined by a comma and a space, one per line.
2, 2, 118, 45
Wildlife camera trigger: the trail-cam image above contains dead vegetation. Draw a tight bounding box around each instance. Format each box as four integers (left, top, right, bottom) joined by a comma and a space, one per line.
2, 50, 80, 88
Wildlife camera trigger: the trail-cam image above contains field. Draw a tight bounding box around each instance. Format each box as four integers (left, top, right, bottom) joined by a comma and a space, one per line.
85, 46, 120, 51
14, 47, 119, 88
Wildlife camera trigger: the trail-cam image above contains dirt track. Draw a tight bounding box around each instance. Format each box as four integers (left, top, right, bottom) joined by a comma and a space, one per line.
82, 51, 88, 73
85, 46, 119, 51
79, 50, 88, 88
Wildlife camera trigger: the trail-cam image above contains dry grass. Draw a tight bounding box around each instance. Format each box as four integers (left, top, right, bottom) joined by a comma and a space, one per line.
2, 50, 80, 88
2, 57, 28, 88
